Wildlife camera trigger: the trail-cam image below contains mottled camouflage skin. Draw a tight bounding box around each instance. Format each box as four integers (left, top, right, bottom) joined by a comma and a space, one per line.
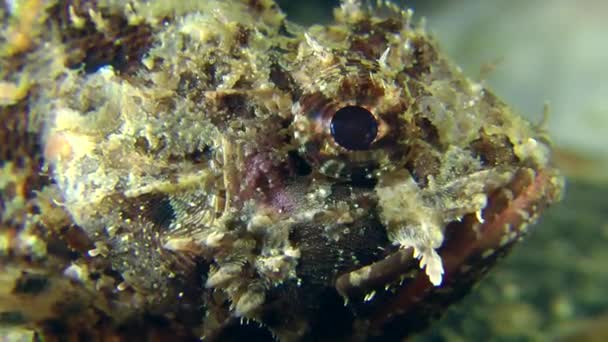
0, 0, 563, 340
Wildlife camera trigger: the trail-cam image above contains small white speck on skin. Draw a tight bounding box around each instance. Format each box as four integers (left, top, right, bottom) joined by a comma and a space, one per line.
63, 263, 85, 281
97, 65, 115, 78
481, 249, 495, 259
88, 248, 101, 257
363, 290, 376, 302
499, 234, 511, 247
378, 47, 391, 67
475, 209, 485, 223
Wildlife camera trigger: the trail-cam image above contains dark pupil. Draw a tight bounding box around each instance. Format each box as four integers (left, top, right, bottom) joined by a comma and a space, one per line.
330, 106, 378, 151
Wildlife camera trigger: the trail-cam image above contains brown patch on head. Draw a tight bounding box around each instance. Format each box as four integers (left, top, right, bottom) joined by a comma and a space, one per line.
270, 62, 300, 100
1, 102, 37, 162
207, 92, 256, 128
176, 62, 219, 103
167, 146, 213, 167
297, 92, 334, 121
412, 115, 440, 147
350, 12, 403, 31
470, 132, 519, 166
0, 102, 49, 199
247, 0, 266, 12
13, 273, 49, 295
403, 36, 438, 78
405, 143, 441, 187
235, 24, 252, 46
220, 93, 250, 117
176, 70, 203, 99
376, 18, 403, 33
60, 225, 94, 253
352, 18, 373, 34
47, 2, 155, 74
155, 96, 177, 114
339, 76, 385, 107
350, 31, 388, 60
400, 114, 441, 151
133, 136, 151, 155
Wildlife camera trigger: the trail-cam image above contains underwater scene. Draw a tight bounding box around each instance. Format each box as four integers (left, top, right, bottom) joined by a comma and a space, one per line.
1, 0, 606, 341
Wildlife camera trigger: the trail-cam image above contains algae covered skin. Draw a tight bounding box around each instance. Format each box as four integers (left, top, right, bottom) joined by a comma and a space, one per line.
0, 0, 563, 340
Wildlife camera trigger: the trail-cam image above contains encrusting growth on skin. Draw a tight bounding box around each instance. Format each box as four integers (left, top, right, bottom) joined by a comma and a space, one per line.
0, 0, 563, 340
377, 174, 446, 285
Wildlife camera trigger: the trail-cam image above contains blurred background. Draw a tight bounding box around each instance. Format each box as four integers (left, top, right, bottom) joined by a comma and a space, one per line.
278, 1, 608, 340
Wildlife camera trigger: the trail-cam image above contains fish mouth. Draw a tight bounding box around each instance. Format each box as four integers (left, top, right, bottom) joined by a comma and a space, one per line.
329, 167, 564, 339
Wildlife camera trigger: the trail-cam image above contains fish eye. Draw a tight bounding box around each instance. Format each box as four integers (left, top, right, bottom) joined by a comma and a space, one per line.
330, 105, 378, 151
